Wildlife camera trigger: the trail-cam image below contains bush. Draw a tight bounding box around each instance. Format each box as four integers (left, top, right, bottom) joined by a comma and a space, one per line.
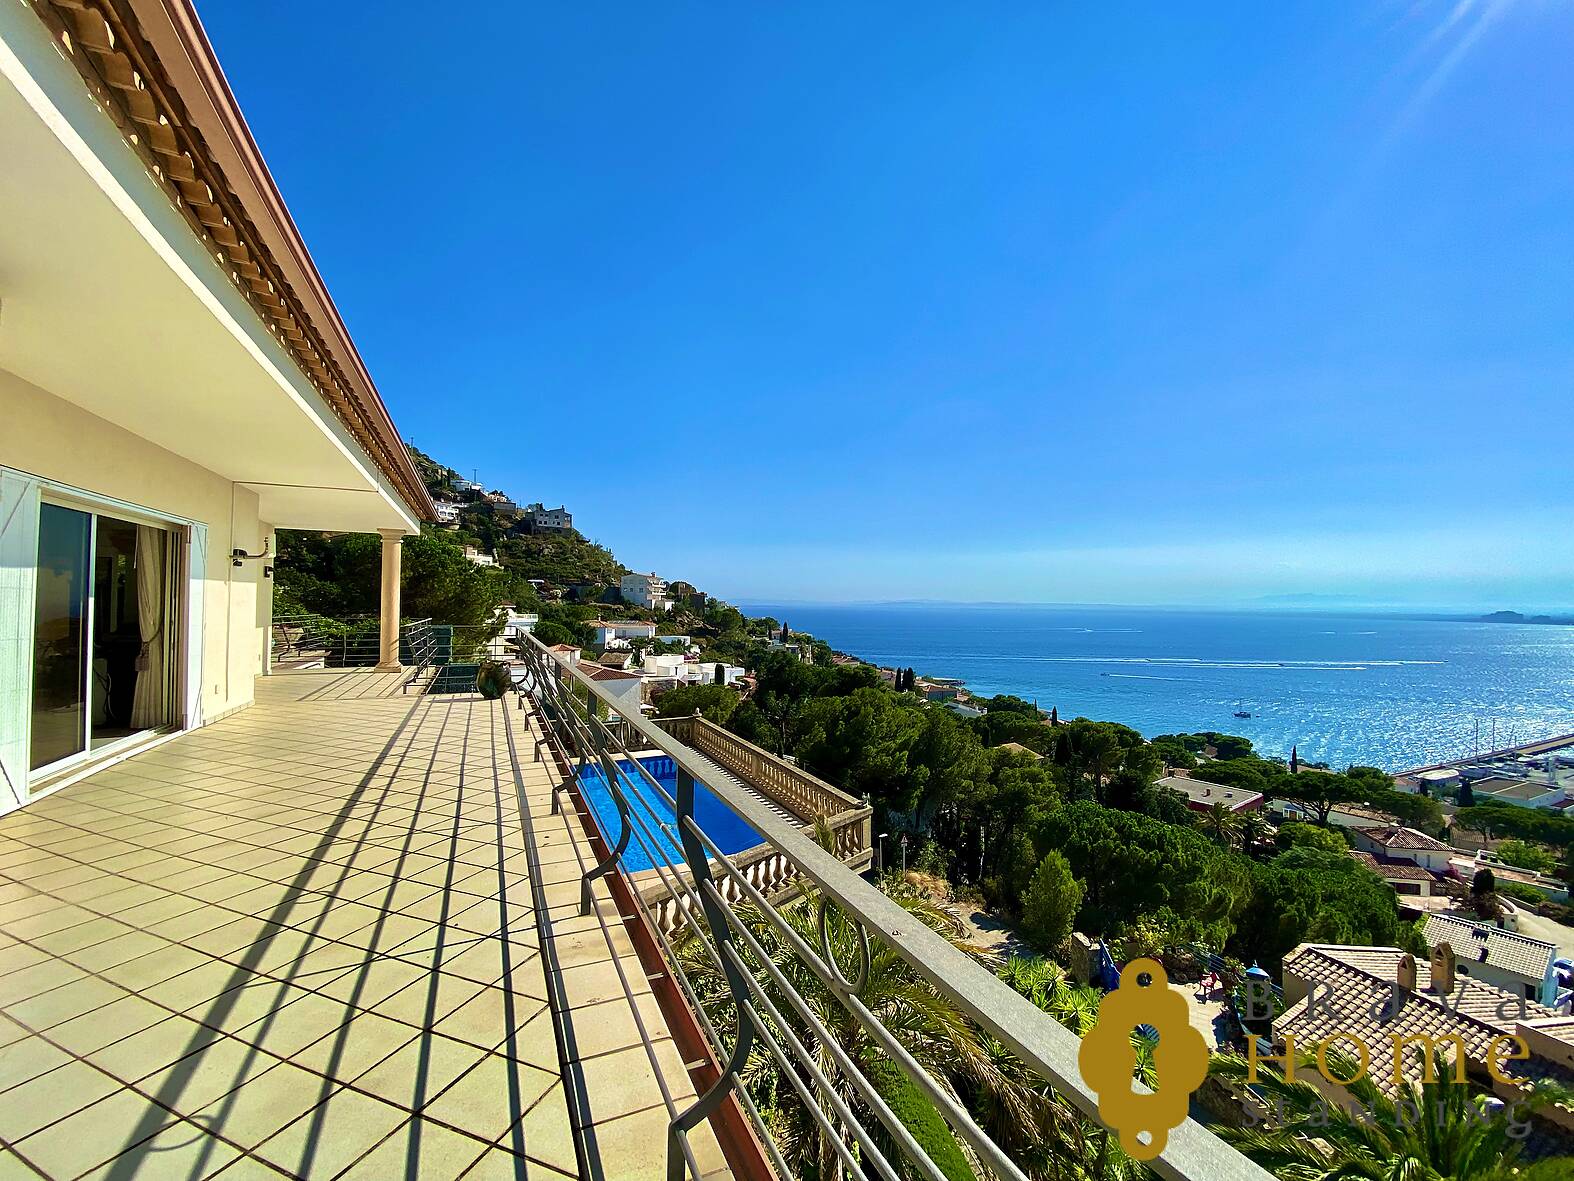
1276, 821, 1348, 854
653, 683, 739, 725
1497, 840, 1557, 874
1020, 852, 1083, 950
1497, 880, 1547, 906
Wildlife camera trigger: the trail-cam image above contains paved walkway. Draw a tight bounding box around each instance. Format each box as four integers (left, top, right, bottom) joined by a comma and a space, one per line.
0, 672, 723, 1180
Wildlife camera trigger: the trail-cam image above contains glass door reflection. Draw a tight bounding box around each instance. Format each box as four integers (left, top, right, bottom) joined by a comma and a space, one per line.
30, 504, 92, 770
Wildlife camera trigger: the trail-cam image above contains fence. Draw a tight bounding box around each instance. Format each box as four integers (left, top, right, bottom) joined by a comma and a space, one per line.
516, 633, 1269, 1181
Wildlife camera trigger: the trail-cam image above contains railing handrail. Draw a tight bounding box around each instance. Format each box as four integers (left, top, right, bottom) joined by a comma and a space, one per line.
518, 632, 1270, 1181
658, 713, 865, 817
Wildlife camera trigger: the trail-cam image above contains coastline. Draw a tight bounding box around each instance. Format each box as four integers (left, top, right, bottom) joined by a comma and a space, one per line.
741, 602, 1574, 773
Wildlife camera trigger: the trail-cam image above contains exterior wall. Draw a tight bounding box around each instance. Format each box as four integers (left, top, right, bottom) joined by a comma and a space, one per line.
1, 367, 266, 746
256, 524, 276, 675
1457, 958, 1542, 1002
601, 677, 643, 715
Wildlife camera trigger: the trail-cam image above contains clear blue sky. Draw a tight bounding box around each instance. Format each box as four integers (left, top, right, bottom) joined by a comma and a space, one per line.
202, 1, 1573, 609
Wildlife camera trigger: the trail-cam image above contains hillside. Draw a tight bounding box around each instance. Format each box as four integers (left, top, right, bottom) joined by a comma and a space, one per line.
410, 445, 626, 590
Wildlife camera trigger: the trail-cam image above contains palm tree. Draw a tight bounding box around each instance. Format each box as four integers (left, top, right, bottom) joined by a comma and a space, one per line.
1238, 811, 1272, 856
677, 895, 1144, 1180
1201, 802, 1244, 850
1212, 1049, 1574, 1180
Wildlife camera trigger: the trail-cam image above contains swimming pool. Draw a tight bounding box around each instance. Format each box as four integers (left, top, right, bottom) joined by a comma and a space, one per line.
575, 755, 762, 872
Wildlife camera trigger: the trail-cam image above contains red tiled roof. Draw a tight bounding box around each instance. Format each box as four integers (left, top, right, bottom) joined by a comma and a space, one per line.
1366, 825, 1452, 852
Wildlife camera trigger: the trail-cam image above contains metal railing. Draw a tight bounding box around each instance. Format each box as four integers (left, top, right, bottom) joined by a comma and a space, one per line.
399, 618, 437, 693
270, 613, 381, 667
516, 634, 1270, 1181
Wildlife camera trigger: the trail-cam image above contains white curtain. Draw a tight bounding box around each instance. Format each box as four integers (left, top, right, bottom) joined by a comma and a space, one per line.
130, 525, 165, 729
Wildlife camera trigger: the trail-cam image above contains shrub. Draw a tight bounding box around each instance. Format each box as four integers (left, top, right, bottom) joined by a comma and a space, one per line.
1497, 840, 1557, 874
1020, 852, 1083, 950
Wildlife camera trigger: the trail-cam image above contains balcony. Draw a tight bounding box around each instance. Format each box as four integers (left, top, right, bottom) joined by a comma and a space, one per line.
0, 639, 1269, 1181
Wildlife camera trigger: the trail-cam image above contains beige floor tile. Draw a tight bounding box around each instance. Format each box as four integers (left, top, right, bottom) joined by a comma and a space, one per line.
0, 1034, 73, 1093
0, 957, 87, 1007
315, 957, 430, 1010
555, 992, 669, 1064
5, 973, 129, 1032
230, 991, 356, 1058
423, 1053, 560, 1144
44, 993, 169, 1056
290, 1012, 416, 1083
75, 1118, 241, 1180
190, 1061, 332, 1148
136, 1033, 280, 1111
88, 1014, 226, 1083
66, 929, 172, 973
513, 1084, 579, 1177
372, 972, 486, 1029
12, 1088, 175, 1179
252, 1085, 408, 1178
140, 960, 255, 1017
575, 1039, 697, 1125
0, 1059, 121, 1141
28, 914, 138, 955
336, 1116, 490, 1180
100, 944, 209, 990
351, 1030, 488, 1112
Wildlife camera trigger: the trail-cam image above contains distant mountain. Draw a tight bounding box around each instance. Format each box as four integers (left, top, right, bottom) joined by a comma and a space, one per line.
1476, 610, 1574, 626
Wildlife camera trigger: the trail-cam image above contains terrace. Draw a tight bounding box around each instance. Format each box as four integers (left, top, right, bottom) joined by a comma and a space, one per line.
0, 638, 1270, 1181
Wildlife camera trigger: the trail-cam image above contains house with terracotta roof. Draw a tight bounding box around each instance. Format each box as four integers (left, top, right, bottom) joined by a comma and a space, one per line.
0, 0, 433, 811
1350, 849, 1440, 896
578, 662, 644, 713
1352, 825, 1456, 872
1274, 943, 1574, 1146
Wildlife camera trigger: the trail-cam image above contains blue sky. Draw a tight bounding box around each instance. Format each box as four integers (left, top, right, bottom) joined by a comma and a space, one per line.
202, 1, 1573, 609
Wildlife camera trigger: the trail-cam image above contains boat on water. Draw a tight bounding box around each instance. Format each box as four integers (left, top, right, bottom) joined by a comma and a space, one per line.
1233, 700, 1252, 719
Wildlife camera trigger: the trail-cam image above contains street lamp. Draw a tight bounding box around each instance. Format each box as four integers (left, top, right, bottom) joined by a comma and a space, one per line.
876, 833, 889, 872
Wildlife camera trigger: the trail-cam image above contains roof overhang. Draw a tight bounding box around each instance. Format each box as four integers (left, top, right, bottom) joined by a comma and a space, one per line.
0, 0, 433, 533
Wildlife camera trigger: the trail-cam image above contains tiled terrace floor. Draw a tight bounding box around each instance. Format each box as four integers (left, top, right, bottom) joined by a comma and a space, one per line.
0, 672, 727, 1180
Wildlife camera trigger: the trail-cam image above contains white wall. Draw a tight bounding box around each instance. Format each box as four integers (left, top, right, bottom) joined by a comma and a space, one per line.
1, 367, 267, 750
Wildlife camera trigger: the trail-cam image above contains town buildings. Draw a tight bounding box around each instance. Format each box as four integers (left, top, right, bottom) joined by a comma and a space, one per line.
1157, 774, 1264, 814
1421, 914, 1561, 1005
461, 544, 497, 567
432, 499, 464, 526
1273, 942, 1574, 1142
620, 570, 673, 611
589, 619, 657, 647
524, 502, 572, 532
1352, 825, 1456, 872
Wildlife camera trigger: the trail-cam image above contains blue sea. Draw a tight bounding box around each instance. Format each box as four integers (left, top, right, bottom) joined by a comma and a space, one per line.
738, 604, 1574, 771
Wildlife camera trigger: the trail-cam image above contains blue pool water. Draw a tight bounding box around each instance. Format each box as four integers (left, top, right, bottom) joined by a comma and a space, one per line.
576, 755, 762, 872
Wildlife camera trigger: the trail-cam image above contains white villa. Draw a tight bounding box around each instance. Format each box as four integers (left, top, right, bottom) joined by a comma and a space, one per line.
0, 0, 432, 811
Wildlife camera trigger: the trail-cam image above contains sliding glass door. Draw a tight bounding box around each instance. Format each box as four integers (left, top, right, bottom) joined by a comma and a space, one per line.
30, 504, 177, 777
30, 505, 92, 770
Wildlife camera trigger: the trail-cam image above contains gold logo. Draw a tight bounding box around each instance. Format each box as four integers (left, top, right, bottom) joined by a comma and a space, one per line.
1078, 958, 1209, 1160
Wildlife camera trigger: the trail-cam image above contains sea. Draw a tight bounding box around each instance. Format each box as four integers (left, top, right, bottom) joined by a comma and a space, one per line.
736, 603, 1574, 772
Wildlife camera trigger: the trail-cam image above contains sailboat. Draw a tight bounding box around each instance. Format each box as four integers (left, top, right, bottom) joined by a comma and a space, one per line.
1233, 700, 1252, 719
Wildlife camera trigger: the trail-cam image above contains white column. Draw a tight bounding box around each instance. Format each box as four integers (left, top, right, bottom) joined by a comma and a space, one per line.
376, 529, 403, 670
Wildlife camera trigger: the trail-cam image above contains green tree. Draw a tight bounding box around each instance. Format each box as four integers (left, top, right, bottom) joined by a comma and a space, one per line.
653, 682, 740, 725
1214, 1049, 1574, 1181
1276, 821, 1348, 854
1020, 852, 1083, 949
1231, 847, 1399, 970
1497, 839, 1557, 874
